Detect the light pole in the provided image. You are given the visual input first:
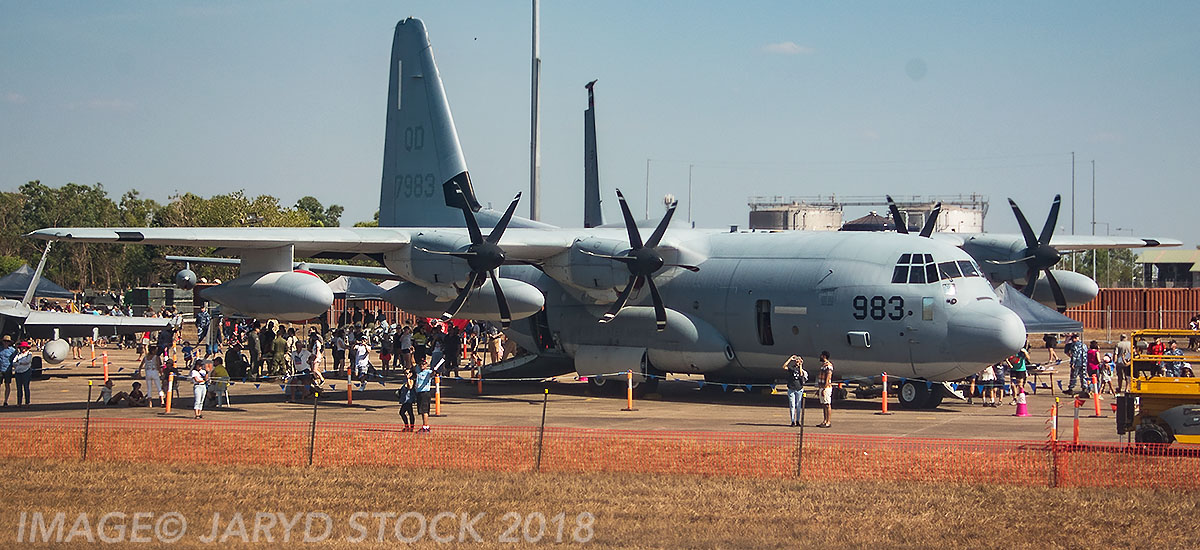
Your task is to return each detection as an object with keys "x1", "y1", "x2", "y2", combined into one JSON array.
[
  {"x1": 687, "y1": 164, "x2": 694, "y2": 226},
  {"x1": 1091, "y1": 160, "x2": 1096, "y2": 281},
  {"x1": 1096, "y1": 222, "x2": 1111, "y2": 287}
]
